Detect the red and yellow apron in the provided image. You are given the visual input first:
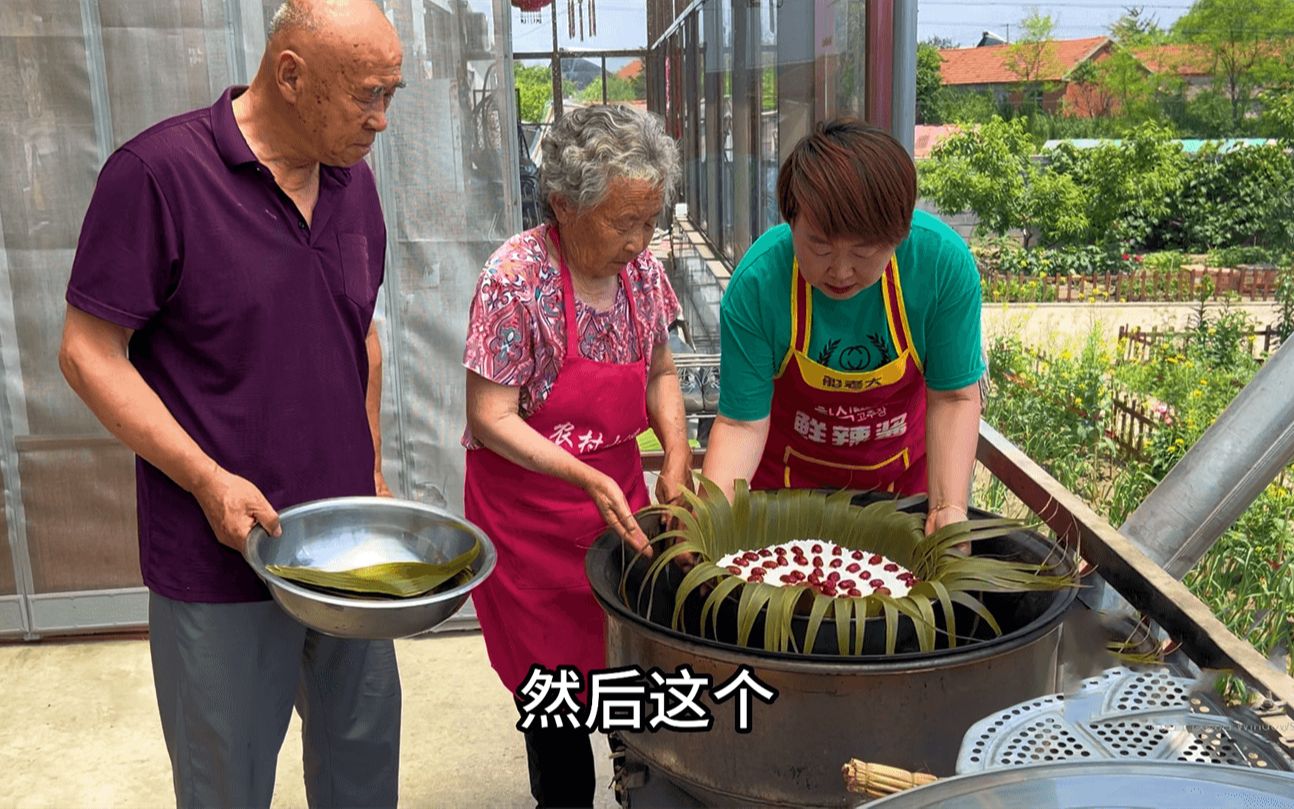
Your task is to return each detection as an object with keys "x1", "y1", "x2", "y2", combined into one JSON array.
[{"x1": 750, "y1": 256, "x2": 928, "y2": 495}]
